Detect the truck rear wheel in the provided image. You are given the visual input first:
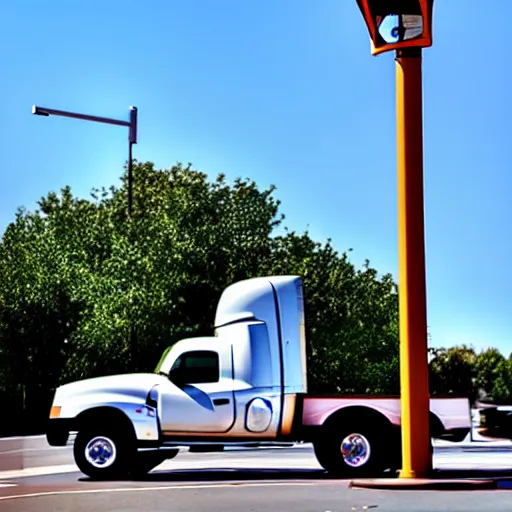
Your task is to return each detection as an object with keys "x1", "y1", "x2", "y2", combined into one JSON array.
[
  {"x1": 74, "y1": 428, "x2": 134, "y2": 480},
  {"x1": 313, "y1": 421, "x2": 389, "y2": 477}
]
